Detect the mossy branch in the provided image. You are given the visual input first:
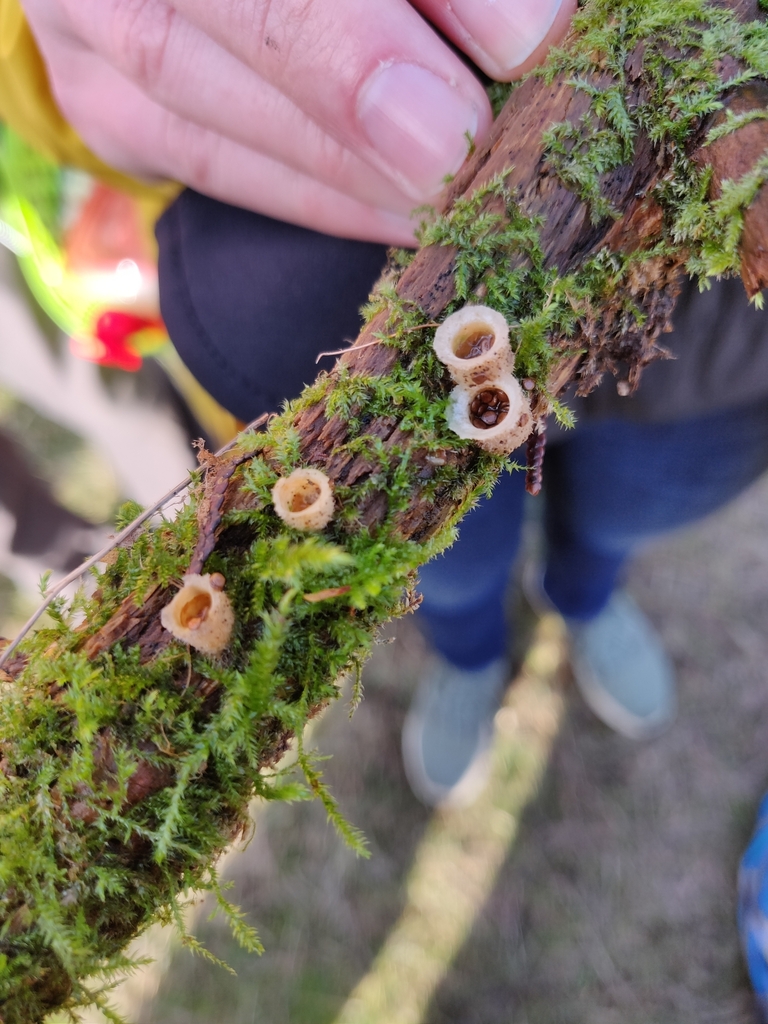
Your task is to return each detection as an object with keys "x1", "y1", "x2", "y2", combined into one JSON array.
[{"x1": 2, "y1": 1, "x2": 768, "y2": 1020}]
